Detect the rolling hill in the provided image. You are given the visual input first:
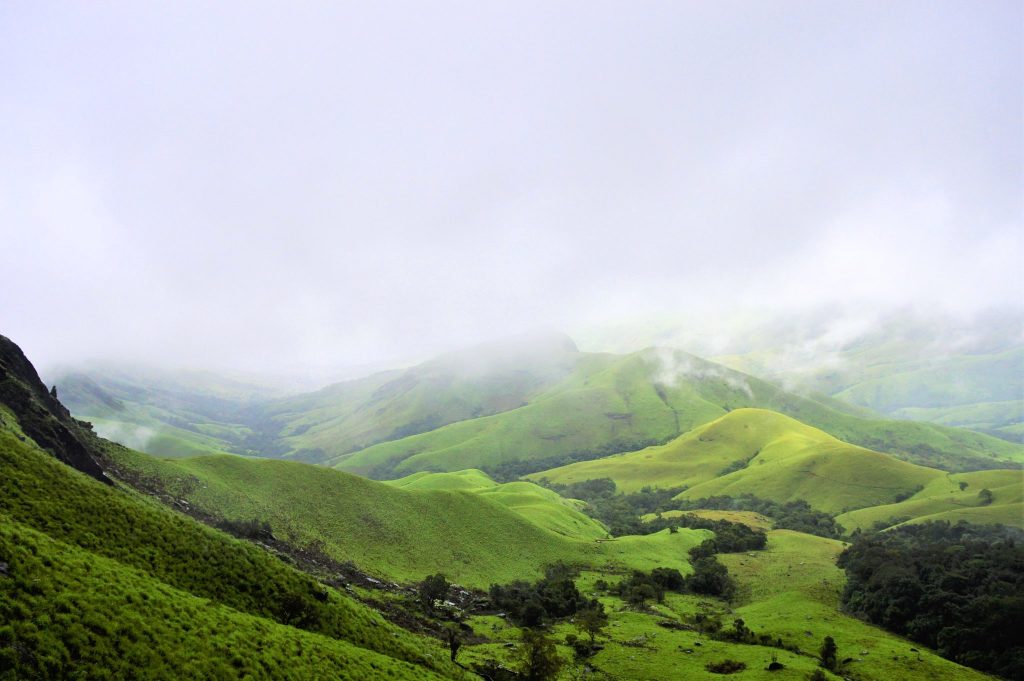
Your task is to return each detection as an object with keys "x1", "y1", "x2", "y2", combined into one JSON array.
[
  {"x1": 0, "y1": 335, "x2": 466, "y2": 680},
  {"x1": 325, "y1": 348, "x2": 1022, "y2": 478},
  {"x1": 531, "y1": 408, "x2": 946, "y2": 513},
  {"x1": 104, "y1": 447, "x2": 710, "y2": 587},
  {"x1": 56, "y1": 336, "x2": 1023, "y2": 479}
]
